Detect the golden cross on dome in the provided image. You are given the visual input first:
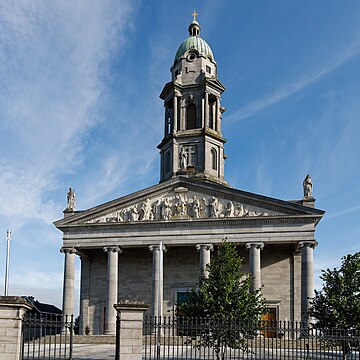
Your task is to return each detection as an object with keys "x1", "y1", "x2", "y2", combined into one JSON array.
[{"x1": 192, "y1": 9, "x2": 198, "y2": 22}]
